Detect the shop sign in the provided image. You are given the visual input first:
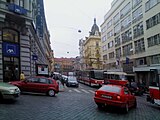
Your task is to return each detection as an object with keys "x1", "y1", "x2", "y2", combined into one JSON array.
[
  {"x1": 8, "y1": 3, "x2": 27, "y2": 15},
  {"x1": 32, "y1": 54, "x2": 38, "y2": 60},
  {"x1": 2, "y1": 42, "x2": 20, "y2": 57}
]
